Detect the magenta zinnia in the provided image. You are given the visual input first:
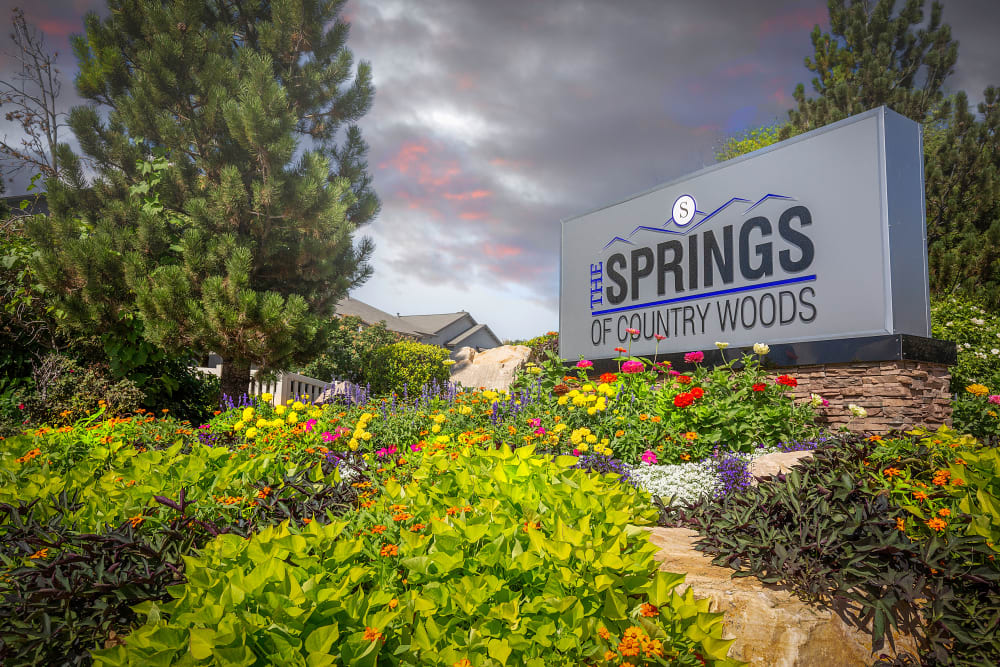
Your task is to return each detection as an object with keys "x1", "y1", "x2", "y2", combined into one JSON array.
[
  {"x1": 683, "y1": 351, "x2": 704, "y2": 363},
  {"x1": 622, "y1": 360, "x2": 645, "y2": 373}
]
